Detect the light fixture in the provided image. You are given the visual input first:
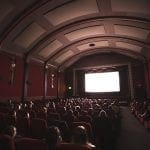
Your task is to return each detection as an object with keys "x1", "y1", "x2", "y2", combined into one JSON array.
[
  {"x1": 45, "y1": 65, "x2": 49, "y2": 69},
  {"x1": 9, "y1": 59, "x2": 16, "y2": 85},
  {"x1": 89, "y1": 43, "x2": 95, "y2": 47},
  {"x1": 51, "y1": 74, "x2": 54, "y2": 88},
  {"x1": 68, "y1": 86, "x2": 72, "y2": 90}
]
